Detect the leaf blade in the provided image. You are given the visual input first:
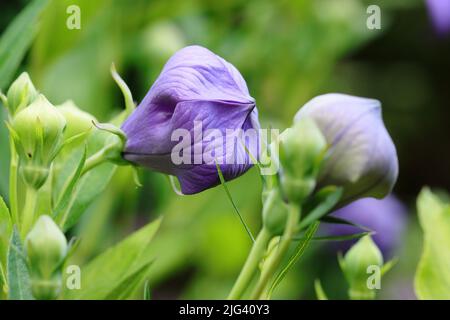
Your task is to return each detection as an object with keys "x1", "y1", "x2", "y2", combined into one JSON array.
[
  {"x1": 7, "y1": 228, "x2": 33, "y2": 300},
  {"x1": 414, "y1": 188, "x2": 450, "y2": 299},
  {"x1": 267, "y1": 221, "x2": 319, "y2": 299},
  {"x1": 215, "y1": 161, "x2": 255, "y2": 243},
  {"x1": 298, "y1": 187, "x2": 343, "y2": 230},
  {"x1": 64, "y1": 218, "x2": 162, "y2": 300},
  {"x1": 0, "y1": 0, "x2": 49, "y2": 90}
]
